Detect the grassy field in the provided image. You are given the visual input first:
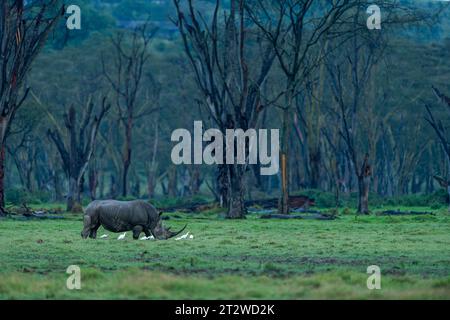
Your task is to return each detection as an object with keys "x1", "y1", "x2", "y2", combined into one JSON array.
[{"x1": 1, "y1": 206, "x2": 449, "y2": 299}]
